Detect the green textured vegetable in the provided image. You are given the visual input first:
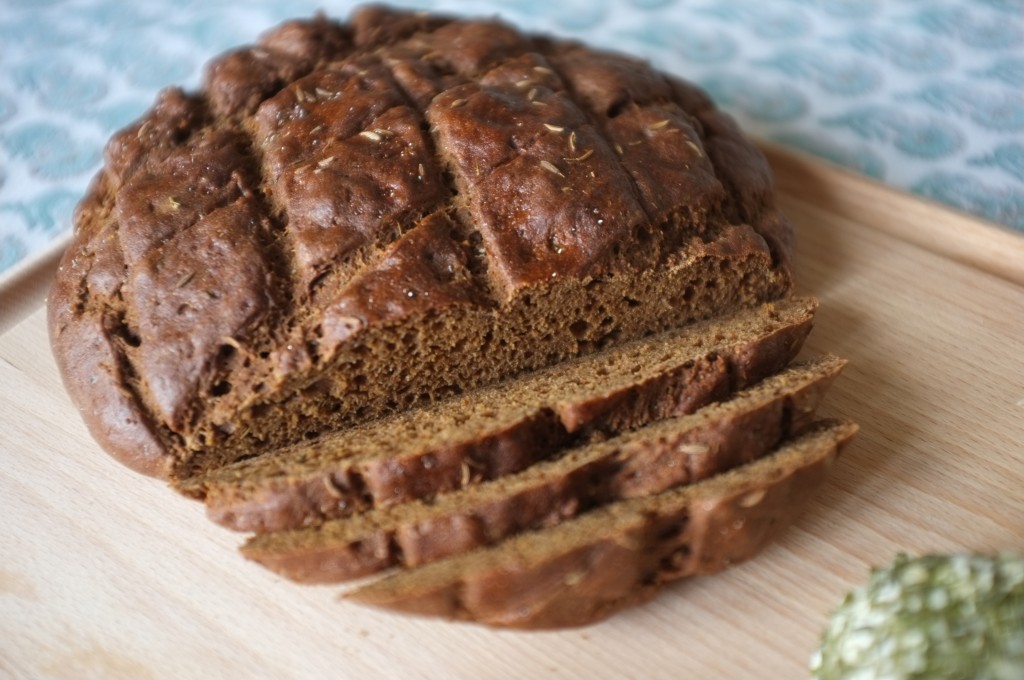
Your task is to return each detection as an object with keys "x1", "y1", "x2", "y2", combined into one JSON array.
[{"x1": 811, "y1": 553, "x2": 1024, "y2": 680}]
